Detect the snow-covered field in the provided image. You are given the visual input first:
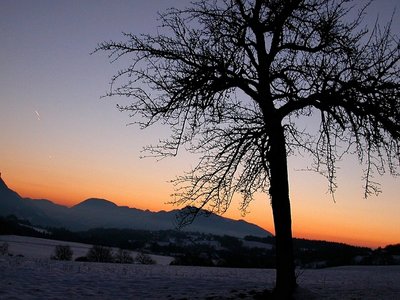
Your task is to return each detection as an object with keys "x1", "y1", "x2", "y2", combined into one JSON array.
[
  {"x1": 0, "y1": 235, "x2": 173, "y2": 265},
  {"x1": 1, "y1": 235, "x2": 399, "y2": 299}
]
